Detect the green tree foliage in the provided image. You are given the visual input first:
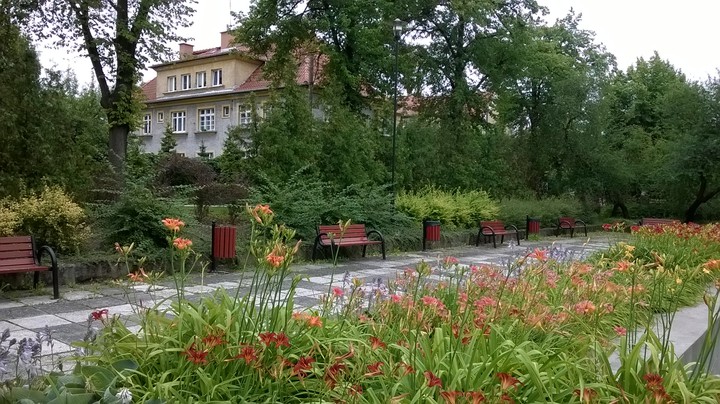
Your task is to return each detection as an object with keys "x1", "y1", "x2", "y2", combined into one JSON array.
[
  {"x1": 0, "y1": 11, "x2": 107, "y2": 197},
  {"x1": 159, "y1": 123, "x2": 177, "y2": 155},
  {"x1": 495, "y1": 11, "x2": 615, "y2": 198},
  {"x1": 8, "y1": 0, "x2": 196, "y2": 173}
]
